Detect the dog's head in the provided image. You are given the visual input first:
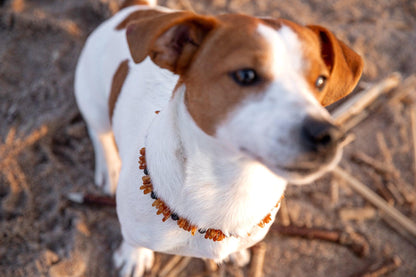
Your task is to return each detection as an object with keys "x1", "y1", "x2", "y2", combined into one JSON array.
[{"x1": 126, "y1": 12, "x2": 363, "y2": 184}]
